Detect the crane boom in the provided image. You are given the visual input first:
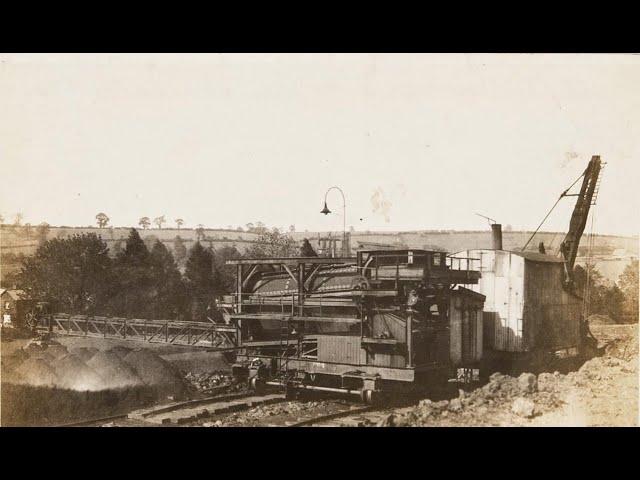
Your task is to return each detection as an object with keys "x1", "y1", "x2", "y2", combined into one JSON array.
[{"x1": 559, "y1": 155, "x2": 602, "y2": 289}]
